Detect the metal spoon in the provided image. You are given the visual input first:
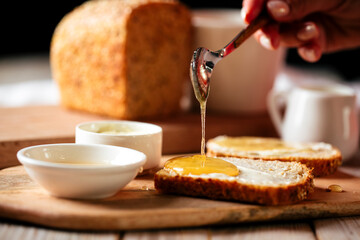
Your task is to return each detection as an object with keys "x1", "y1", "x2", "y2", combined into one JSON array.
[{"x1": 190, "y1": 12, "x2": 270, "y2": 103}]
